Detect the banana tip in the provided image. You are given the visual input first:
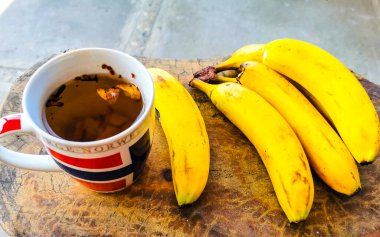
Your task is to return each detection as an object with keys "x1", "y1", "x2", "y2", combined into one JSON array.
[
  {"x1": 347, "y1": 186, "x2": 362, "y2": 197},
  {"x1": 359, "y1": 160, "x2": 375, "y2": 165},
  {"x1": 188, "y1": 78, "x2": 196, "y2": 87}
]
